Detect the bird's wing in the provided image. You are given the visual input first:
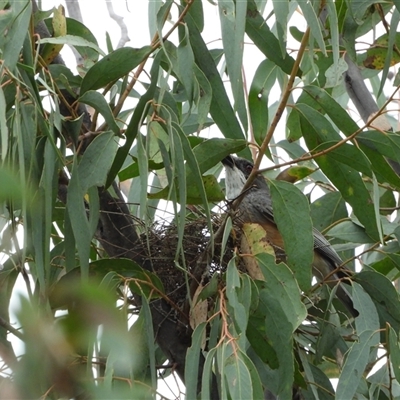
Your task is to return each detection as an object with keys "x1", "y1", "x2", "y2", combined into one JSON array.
[
  {"x1": 240, "y1": 189, "x2": 357, "y2": 315},
  {"x1": 312, "y1": 228, "x2": 344, "y2": 268},
  {"x1": 247, "y1": 190, "x2": 348, "y2": 270}
]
